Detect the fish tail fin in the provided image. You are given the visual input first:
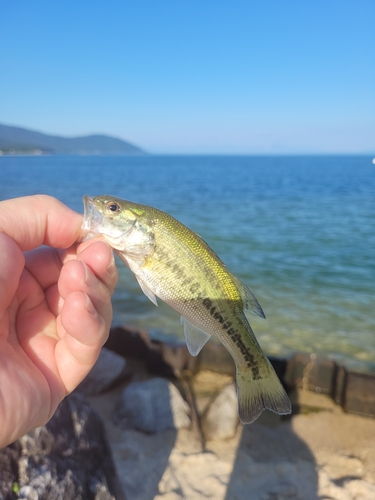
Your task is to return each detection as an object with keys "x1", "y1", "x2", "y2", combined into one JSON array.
[{"x1": 236, "y1": 365, "x2": 291, "y2": 424}]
